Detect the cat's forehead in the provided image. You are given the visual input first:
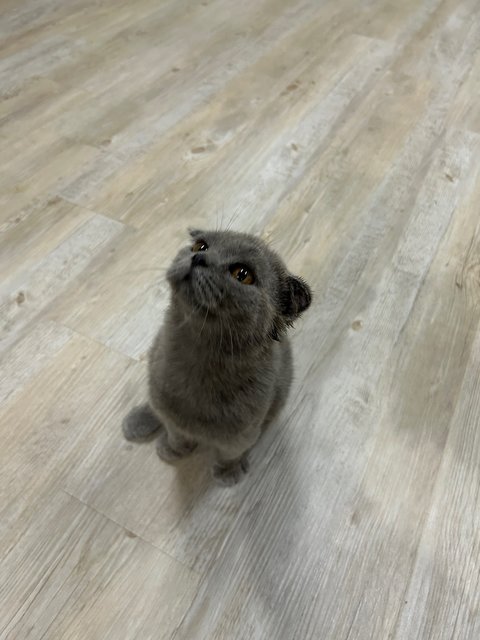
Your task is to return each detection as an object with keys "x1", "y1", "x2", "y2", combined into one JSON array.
[{"x1": 192, "y1": 230, "x2": 271, "y2": 261}]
